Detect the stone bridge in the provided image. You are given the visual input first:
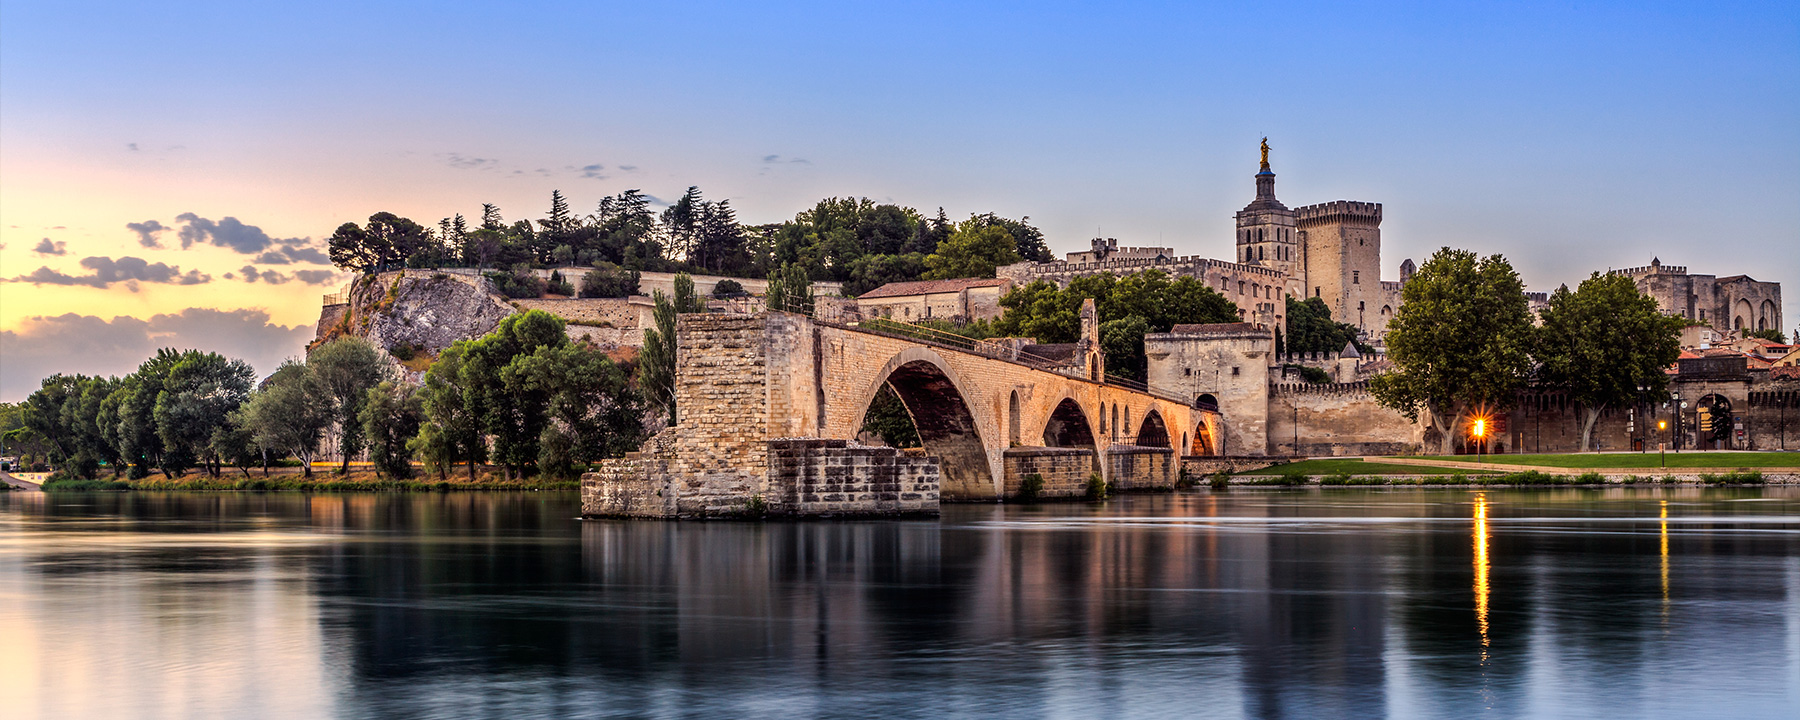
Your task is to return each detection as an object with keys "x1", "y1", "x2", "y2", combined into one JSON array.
[{"x1": 583, "y1": 307, "x2": 1224, "y2": 518}]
